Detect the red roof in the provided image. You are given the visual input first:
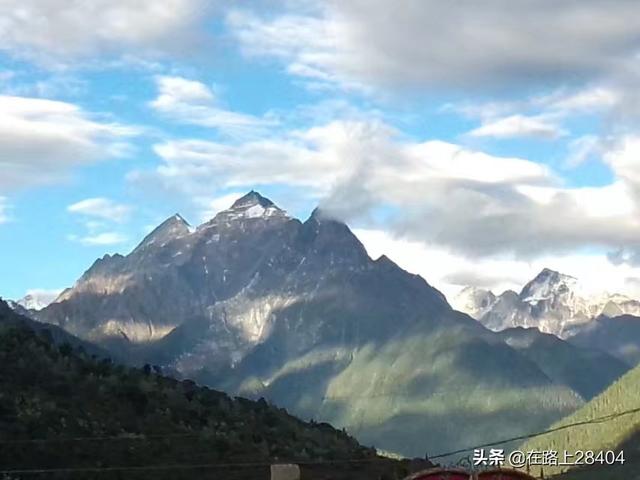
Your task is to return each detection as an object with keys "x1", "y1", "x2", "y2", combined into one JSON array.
[
  {"x1": 478, "y1": 468, "x2": 537, "y2": 480},
  {"x1": 404, "y1": 468, "x2": 471, "y2": 480},
  {"x1": 404, "y1": 468, "x2": 538, "y2": 480}
]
